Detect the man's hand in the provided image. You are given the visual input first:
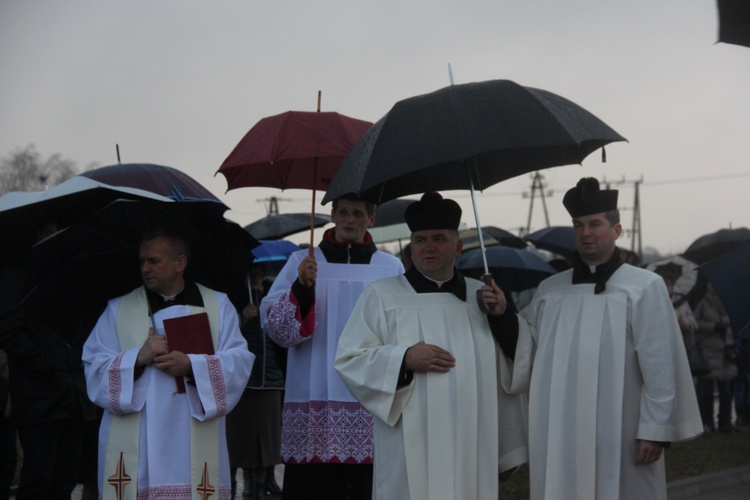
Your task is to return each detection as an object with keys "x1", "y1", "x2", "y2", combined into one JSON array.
[
  {"x1": 481, "y1": 278, "x2": 507, "y2": 316},
  {"x1": 242, "y1": 303, "x2": 259, "y2": 325},
  {"x1": 154, "y1": 351, "x2": 192, "y2": 377},
  {"x1": 298, "y1": 256, "x2": 317, "y2": 287},
  {"x1": 136, "y1": 332, "x2": 169, "y2": 368},
  {"x1": 404, "y1": 342, "x2": 455, "y2": 373},
  {"x1": 635, "y1": 439, "x2": 663, "y2": 465}
]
